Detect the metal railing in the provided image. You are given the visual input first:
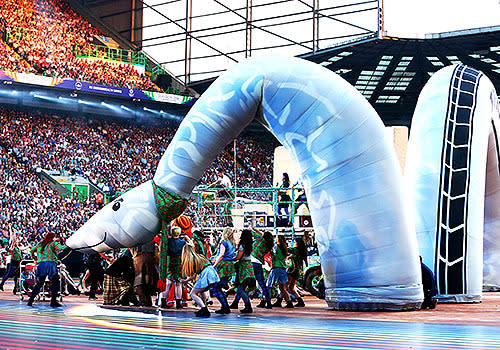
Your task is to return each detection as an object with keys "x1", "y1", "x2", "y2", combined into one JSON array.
[
  {"x1": 191, "y1": 187, "x2": 312, "y2": 236},
  {"x1": 72, "y1": 43, "x2": 147, "y2": 67},
  {"x1": 71, "y1": 43, "x2": 176, "y2": 81}
]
